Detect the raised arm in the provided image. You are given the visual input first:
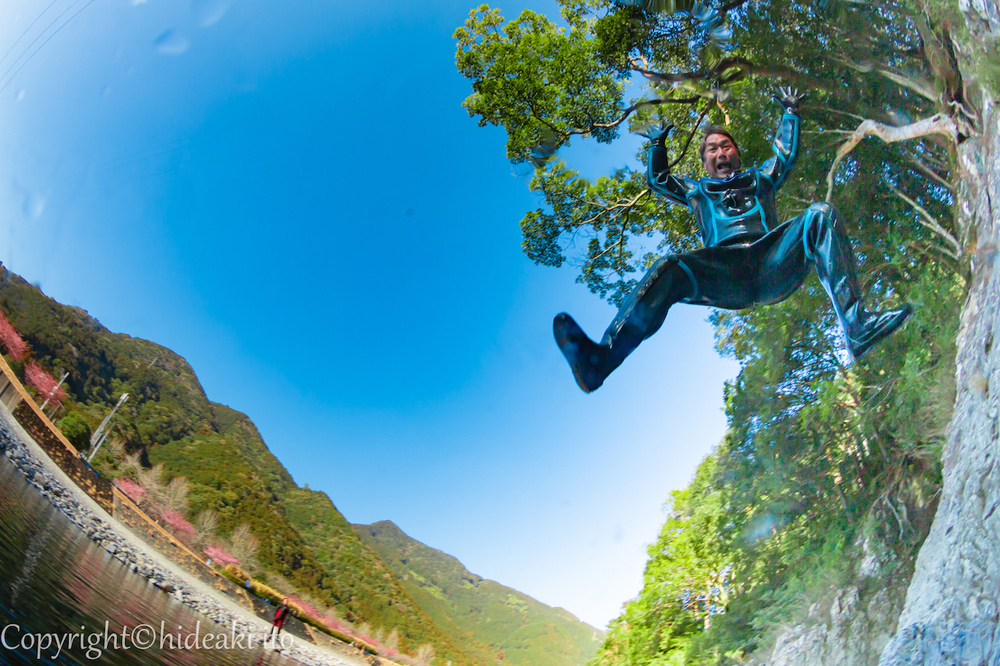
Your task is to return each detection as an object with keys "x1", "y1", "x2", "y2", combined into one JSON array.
[
  {"x1": 643, "y1": 124, "x2": 695, "y2": 207},
  {"x1": 760, "y1": 87, "x2": 804, "y2": 189}
]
